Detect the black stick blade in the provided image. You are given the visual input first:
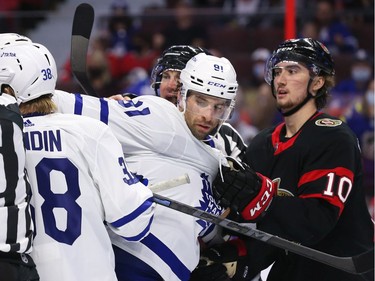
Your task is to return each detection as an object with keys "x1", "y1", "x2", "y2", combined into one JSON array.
[
  {"x1": 72, "y1": 3, "x2": 94, "y2": 38},
  {"x1": 71, "y1": 3, "x2": 97, "y2": 96}
]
